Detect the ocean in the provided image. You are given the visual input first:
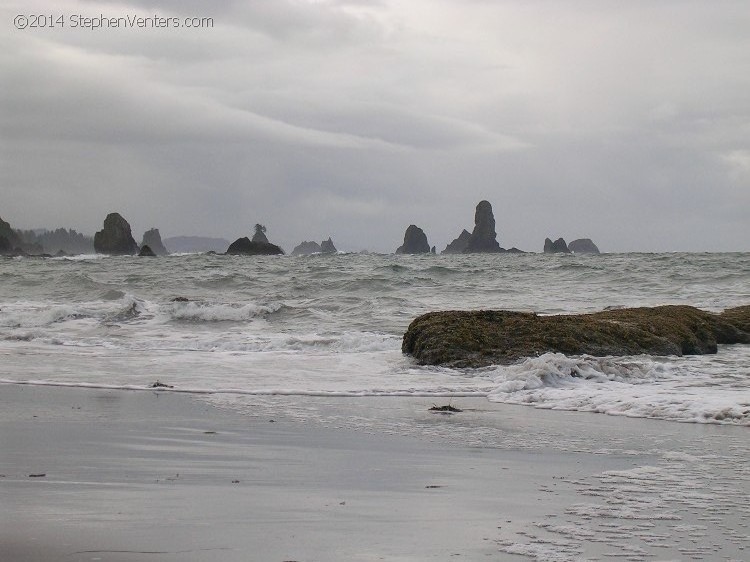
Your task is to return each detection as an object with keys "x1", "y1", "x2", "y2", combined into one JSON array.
[{"x1": 1, "y1": 251, "x2": 749, "y2": 427}]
